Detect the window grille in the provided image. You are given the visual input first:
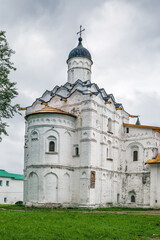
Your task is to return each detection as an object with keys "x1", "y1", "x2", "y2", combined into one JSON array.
[{"x1": 49, "y1": 141, "x2": 55, "y2": 152}]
